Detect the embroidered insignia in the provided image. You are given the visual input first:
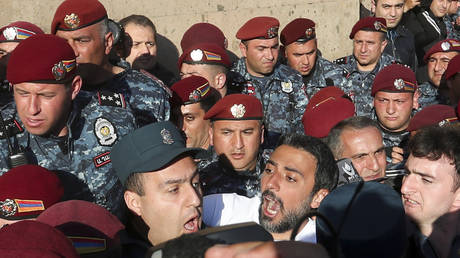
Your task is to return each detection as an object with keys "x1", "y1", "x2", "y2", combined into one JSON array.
[
  {"x1": 68, "y1": 236, "x2": 106, "y2": 254},
  {"x1": 441, "y1": 41, "x2": 451, "y2": 51},
  {"x1": 15, "y1": 199, "x2": 45, "y2": 213},
  {"x1": 244, "y1": 81, "x2": 256, "y2": 96},
  {"x1": 393, "y1": 78, "x2": 405, "y2": 90},
  {"x1": 203, "y1": 50, "x2": 222, "y2": 61},
  {"x1": 52, "y1": 61, "x2": 67, "y2": 81},
  {"x1": 161, "y1": 128, "x2": 174, "y2": 144},
  {"x1": 190, "y1": 49, "x2": 204, "y2": 62},
  {"x1": 93, "y1": 152, "x2": 111, "y2": 168},
  {"x1": 3, "y1": 27, "x2": 17, "y2": 40},
  {"x1": 64, "y1": 13, "x2": 80, "y2": 29},
  {"x1": 94, "y1": 118, "x2": 117, "y2": 146},
  {"x1": 305, "y1": 28, "x2": 315, "y2": 38},
  {"x1": 0, "y1": 199, "x2": 17, "y2": 217},
  {"x1": 267, "y1": 26, "x2": 279, "y2": 38},
  {"x1": 439, "y1": 117, "x2": 458, "y2": 127},
  {"x1": 281, "y1": 81, "x2": 293, "y2": 93},
  {"x1": 15, "y1": 27, "x2": 36, "y2": 40},
  {"x1": 188, "y1": 82, "x2": 210, "y2": 102},
  {"x1": 230, "y1": 104, "x2": 246, "y2": 118},
  {"x1": 374, "y1": 21, "x2": 381, "y2": 31},
  {"x1": 97, "y1": 91, "x2": 126, "y2": 108},
  {"x1": 62, "y1": 59, "x2": 76, "y2": 73}
]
